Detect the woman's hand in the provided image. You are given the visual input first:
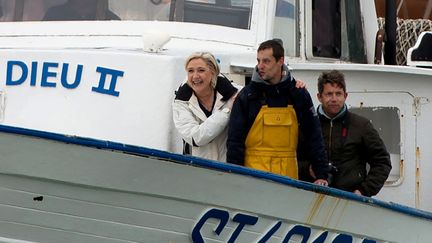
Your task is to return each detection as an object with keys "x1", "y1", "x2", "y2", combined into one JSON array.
[
  {"x1": 295, "y1": 79, "x2": 307, "y2": 89},
  {"x1": 226, "y1": 92, "x2": 238, "y2": 109}
]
